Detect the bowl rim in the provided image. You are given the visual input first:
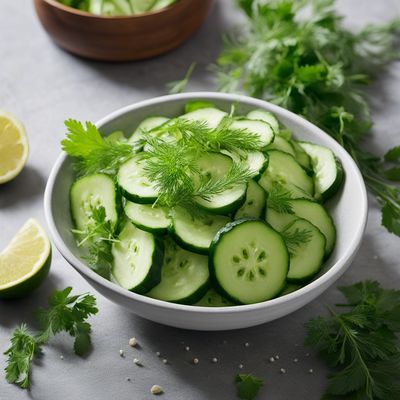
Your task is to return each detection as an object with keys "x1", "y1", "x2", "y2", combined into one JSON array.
[
  {"x1": 44, "y1": 92, "x2": 368, "y2": 314},
  {"x1": 41, "y1": 0, "x2": 183, "y2": 19}
]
